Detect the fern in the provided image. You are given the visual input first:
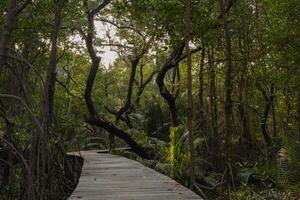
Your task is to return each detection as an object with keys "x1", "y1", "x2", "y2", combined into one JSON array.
[{"x1": 281, "y1": 131, "x2": 300, "y2": 183}]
